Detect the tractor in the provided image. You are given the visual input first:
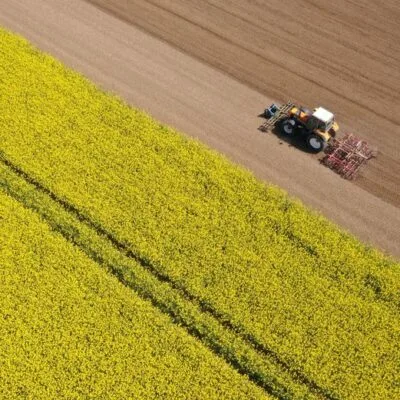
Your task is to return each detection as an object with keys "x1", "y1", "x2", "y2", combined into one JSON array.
[{"x1": 260, "y1": 102, "x2": 339, "y2": 153}]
